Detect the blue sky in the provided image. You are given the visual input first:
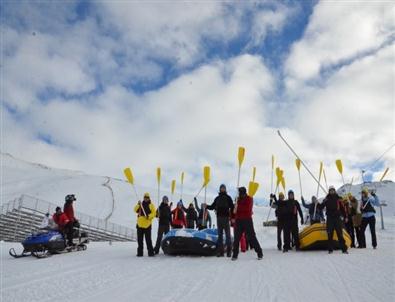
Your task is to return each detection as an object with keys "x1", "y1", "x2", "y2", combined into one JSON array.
[{"x1": 1, "y1": 1, "x2": 394, "y2": 198}]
